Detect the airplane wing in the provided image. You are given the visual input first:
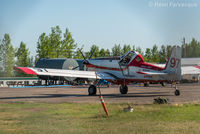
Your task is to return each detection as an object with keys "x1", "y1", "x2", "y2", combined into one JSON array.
[{"x1": 14, "y1": 67, "x2": 115, "y2": 80}]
